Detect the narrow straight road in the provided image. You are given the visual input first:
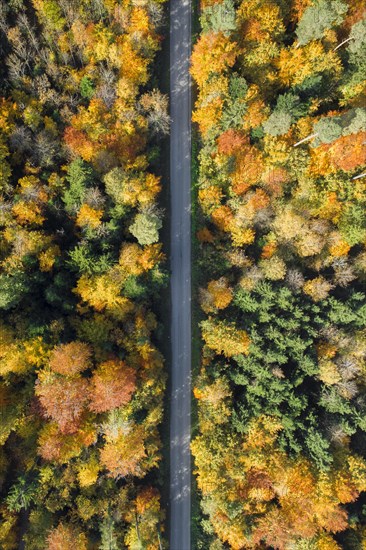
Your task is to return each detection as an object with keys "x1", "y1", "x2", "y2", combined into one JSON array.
[{"x1": 169, "y1": 0, "x2": 192, "y2": 546}]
